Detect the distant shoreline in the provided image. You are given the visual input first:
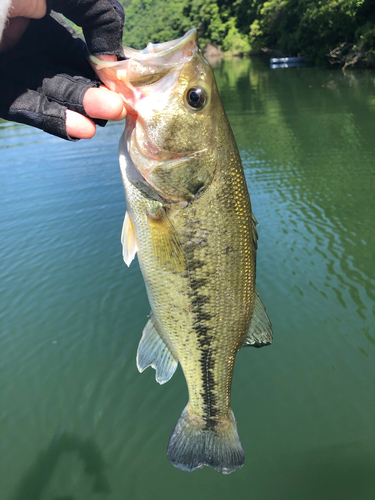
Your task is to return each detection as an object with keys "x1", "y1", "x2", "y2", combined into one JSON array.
[{"x1": 204, "y1": 43, "x2": 375, "y2": 72}]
